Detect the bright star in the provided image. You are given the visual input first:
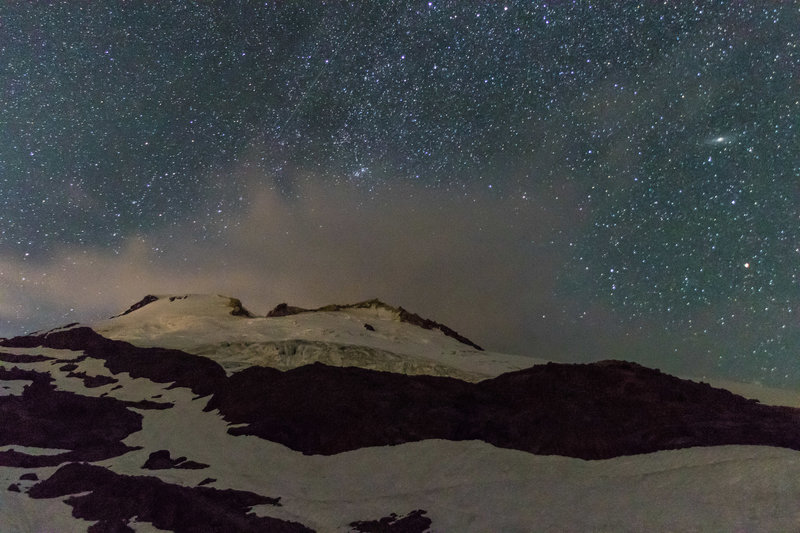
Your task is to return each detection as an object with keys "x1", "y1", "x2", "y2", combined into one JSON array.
[{"x1": 704, "y1": 133, "x2": 736, "y2": 145}]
